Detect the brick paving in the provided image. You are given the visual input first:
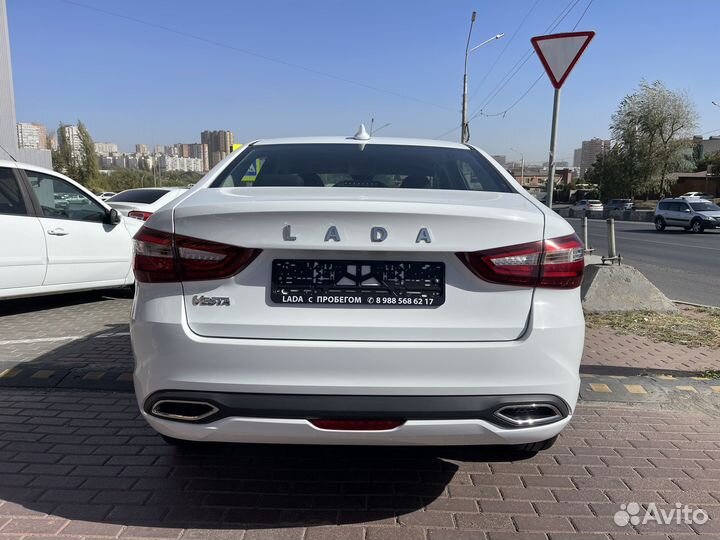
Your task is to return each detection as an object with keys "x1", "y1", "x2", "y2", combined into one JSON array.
[
  {"x1": 0, "y1": 389, "x2": 718, "y2": 538},
  {"x1": 583, "y1": 327, "x2": 720, "y2": 375},
  {"x1": 1, "y1": 292, "x2": 720, "y2": 537}
]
